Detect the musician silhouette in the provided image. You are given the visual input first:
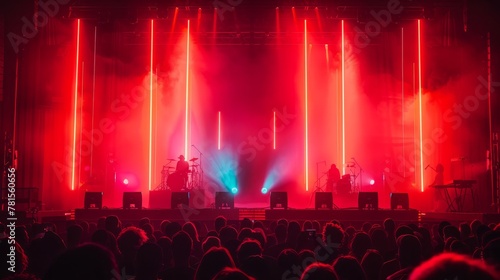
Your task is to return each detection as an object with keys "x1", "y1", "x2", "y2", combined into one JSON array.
[
  {"x1": 176, "y1": 155, "x2": 189, "y2": 188},
  {"x1": 326, "y1": 164, "x2": 341, "y2": 192}
]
